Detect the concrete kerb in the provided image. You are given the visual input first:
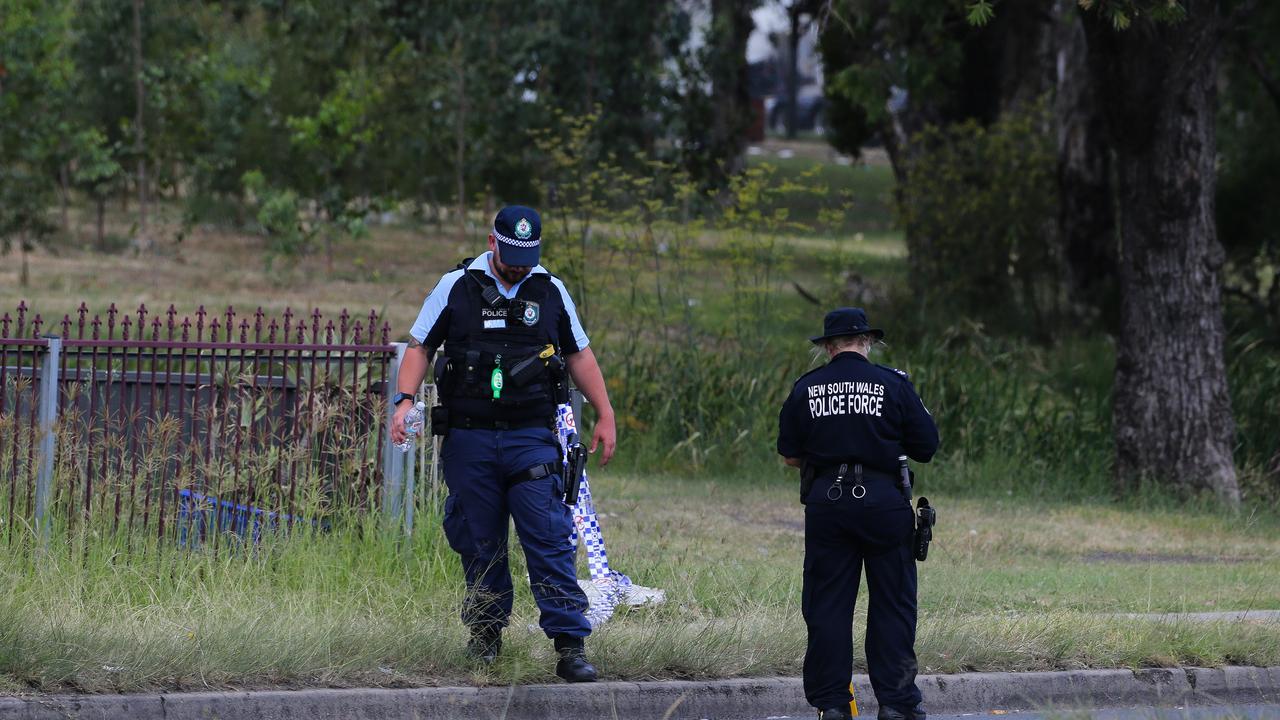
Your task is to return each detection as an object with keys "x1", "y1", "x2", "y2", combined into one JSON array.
[{"x1": 0, "y1": 667, "x2": 1277, "y2": 720}]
